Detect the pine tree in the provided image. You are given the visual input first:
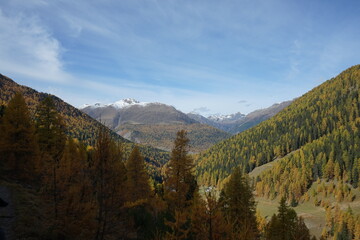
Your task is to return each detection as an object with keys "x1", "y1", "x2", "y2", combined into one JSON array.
[
  {"x1": 0, "y1": 93, "x2": 39, "y2": 180},
  {"x1": 219, "y1": 167, "x2": 258, "y2": 239}
]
